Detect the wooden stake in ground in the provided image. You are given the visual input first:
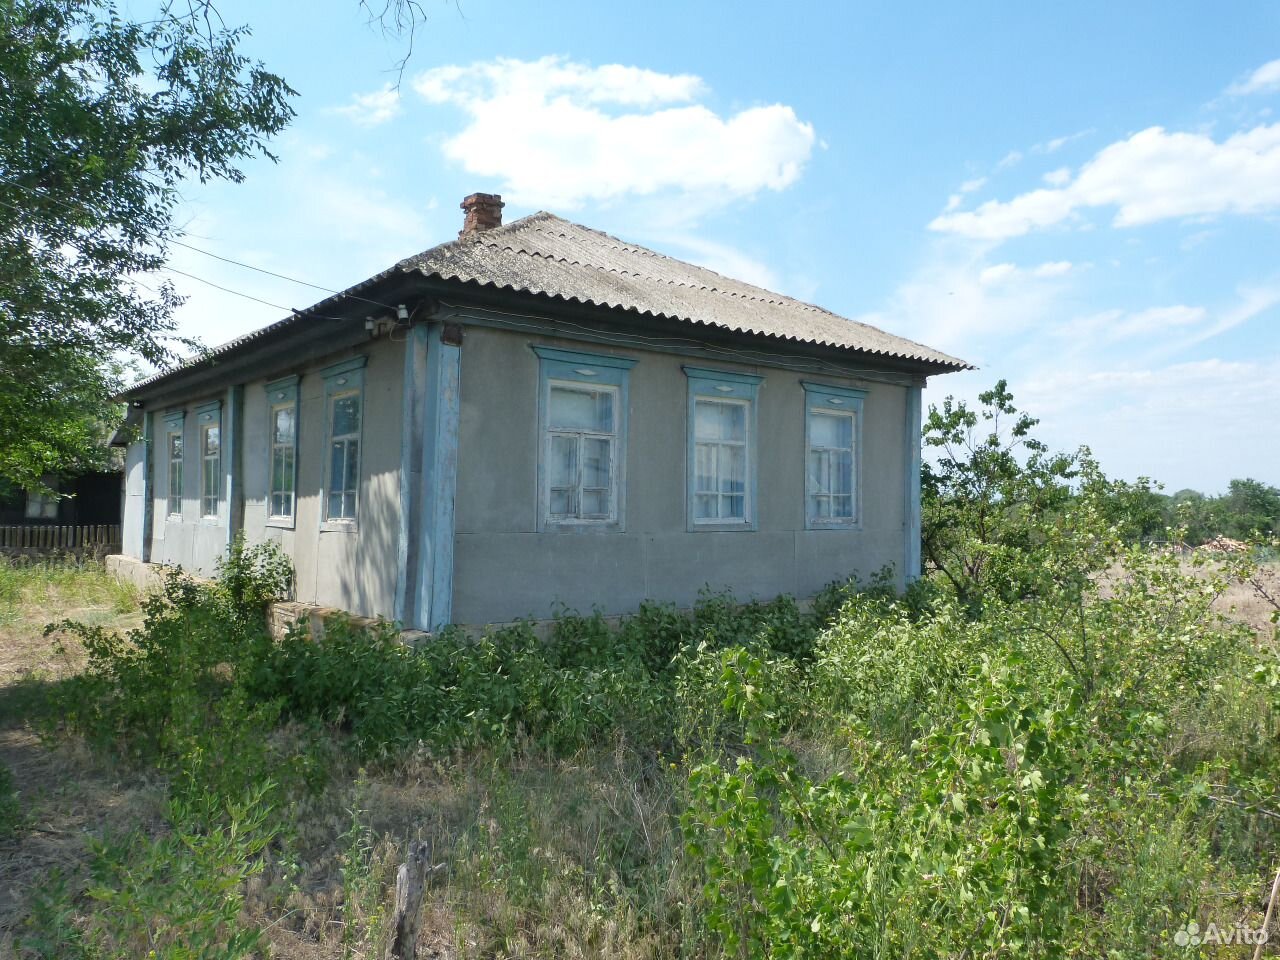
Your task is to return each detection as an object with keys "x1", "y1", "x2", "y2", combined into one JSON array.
[{"x1": 385, "y1": 840, "x2": 439, "y2": 960}]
